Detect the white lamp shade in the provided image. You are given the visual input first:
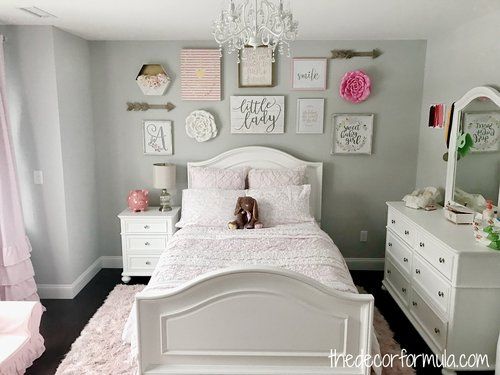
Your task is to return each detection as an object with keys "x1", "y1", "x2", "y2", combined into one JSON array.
[{"x1": 153, "y1": 163, "x2": 176, "y2": 189}]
